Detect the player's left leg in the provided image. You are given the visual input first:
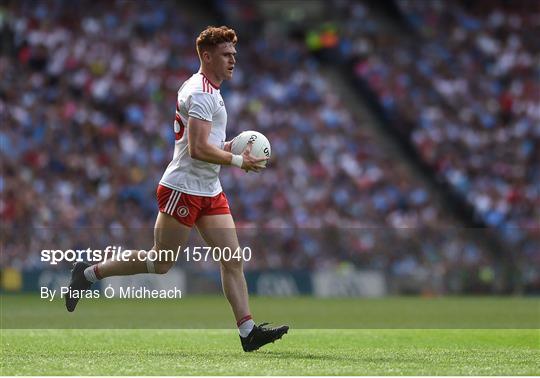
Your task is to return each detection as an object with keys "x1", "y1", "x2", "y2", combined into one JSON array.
[
  {"x1": 196, "y1": 213, "x2": 288, "y2": 351},
  {"x1": 65, "y1": 211, "x2": 192, "y2": 312}
]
